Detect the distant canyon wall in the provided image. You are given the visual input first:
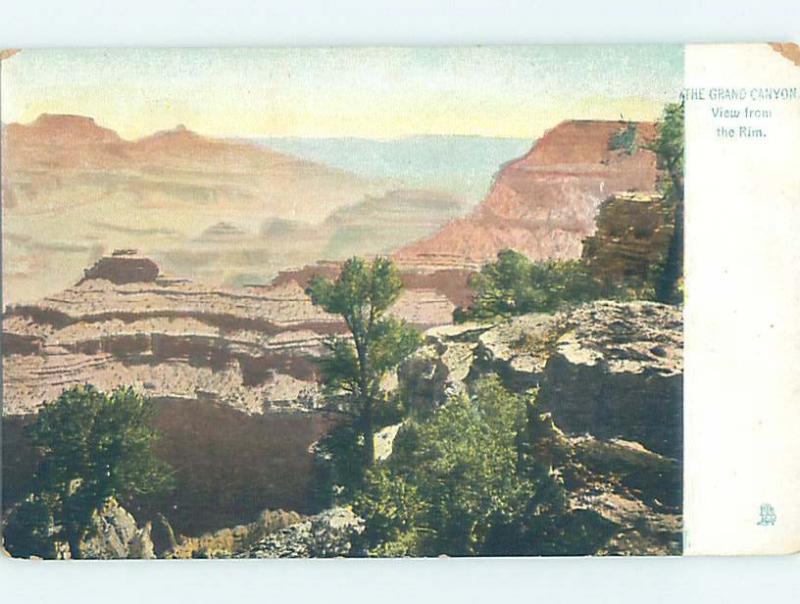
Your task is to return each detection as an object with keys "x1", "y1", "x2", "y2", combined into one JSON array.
[
  {"x1": 2, "y1": 115, "x2": 469, "y2": 304},
  {"x1": 395, "y1": 120, "x2": 659, "y2": 270}
]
